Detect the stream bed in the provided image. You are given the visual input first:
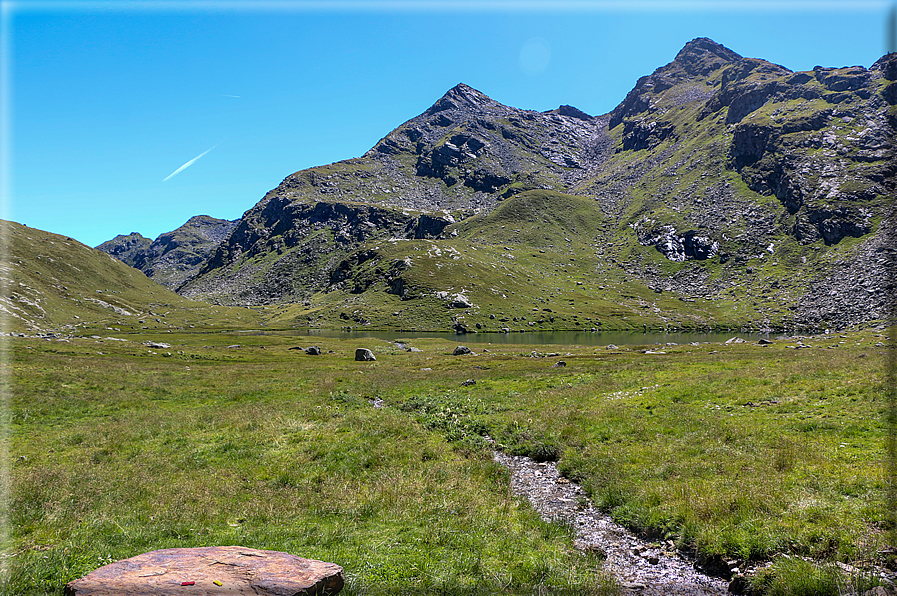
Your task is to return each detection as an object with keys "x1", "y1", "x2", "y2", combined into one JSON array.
[{"x1": 494, "y1": 452, "x2": 730, "y2": 595}]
